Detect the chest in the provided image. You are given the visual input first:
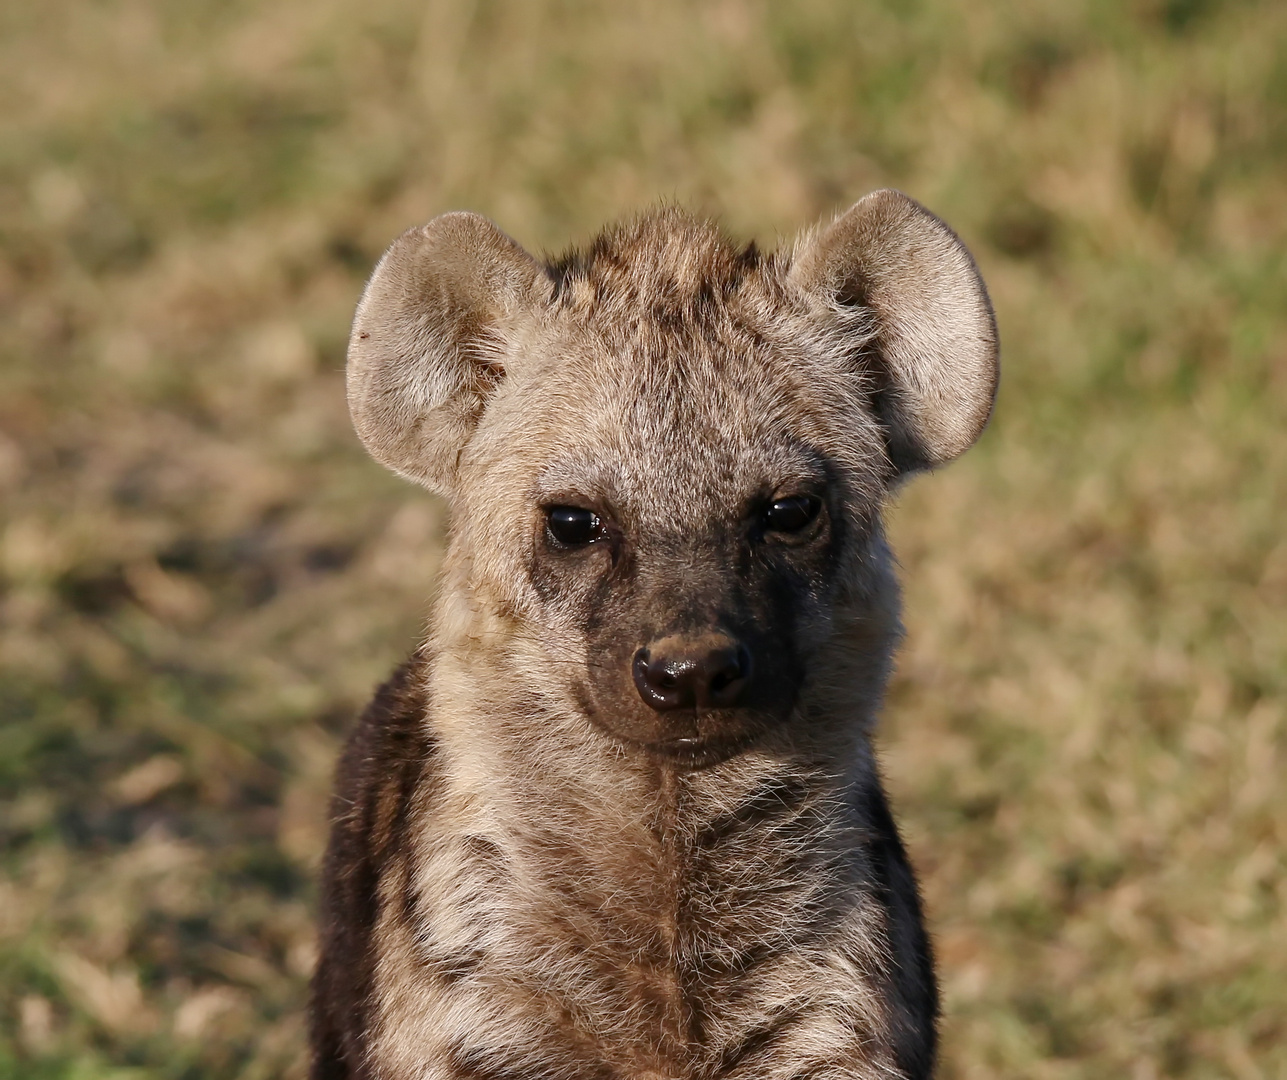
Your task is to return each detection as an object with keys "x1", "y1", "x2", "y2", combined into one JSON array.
[{"x1": 368, "y1": 794, "x2": 895, "y2": 1080}]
